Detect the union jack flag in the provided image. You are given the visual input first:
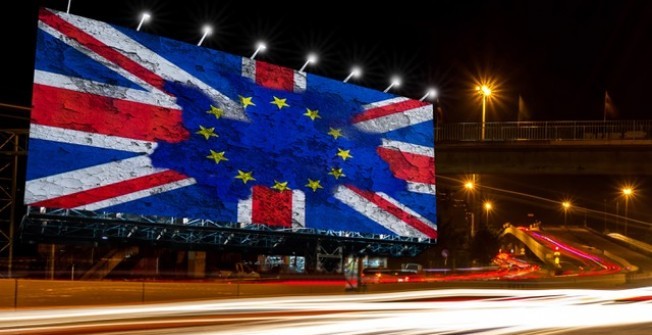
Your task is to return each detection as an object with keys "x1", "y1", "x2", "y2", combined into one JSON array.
[{"x1": 26, "y1": 8, "x2": 437, "y2": 240}]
